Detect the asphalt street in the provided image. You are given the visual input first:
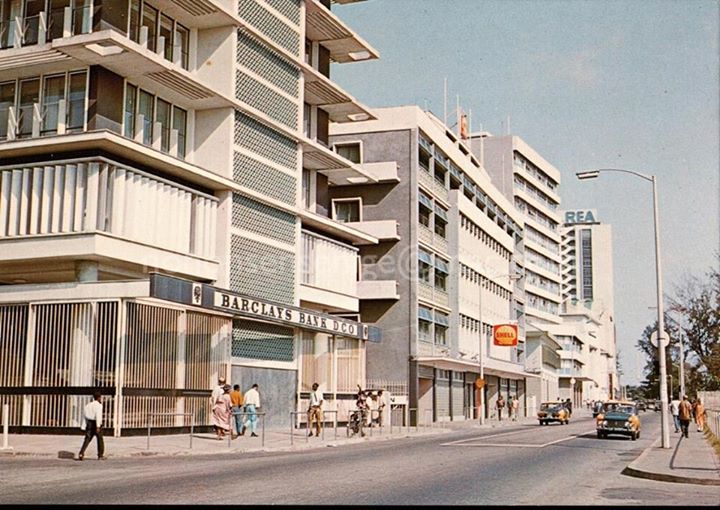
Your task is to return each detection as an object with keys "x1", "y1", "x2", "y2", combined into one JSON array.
[{"x1": 1, "y1": 413, "x2": 718, "y2": 505}]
